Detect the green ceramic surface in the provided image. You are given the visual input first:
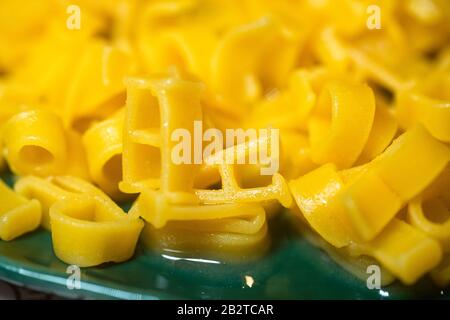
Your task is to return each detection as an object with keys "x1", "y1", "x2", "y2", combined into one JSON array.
[{"x1": 0, "y1": 172, "x2": 448, "y2": 300}]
